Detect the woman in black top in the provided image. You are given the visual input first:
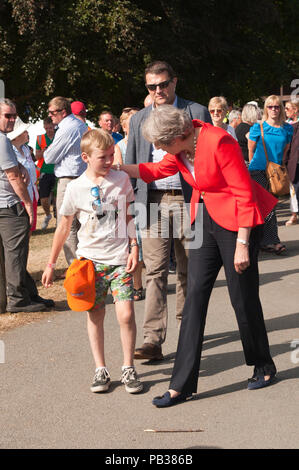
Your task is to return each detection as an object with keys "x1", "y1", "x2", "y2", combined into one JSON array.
[{"x1": 236, "y1": 104, "x2": 261, "y2": 164}]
